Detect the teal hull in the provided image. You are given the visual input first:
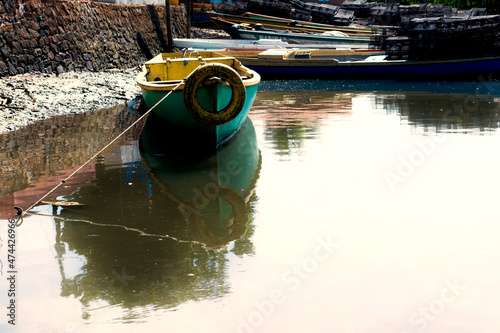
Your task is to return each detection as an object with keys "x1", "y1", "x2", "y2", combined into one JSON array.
[{"x1": 141, "y1": 83, "x2": 259, "y2": 147}]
